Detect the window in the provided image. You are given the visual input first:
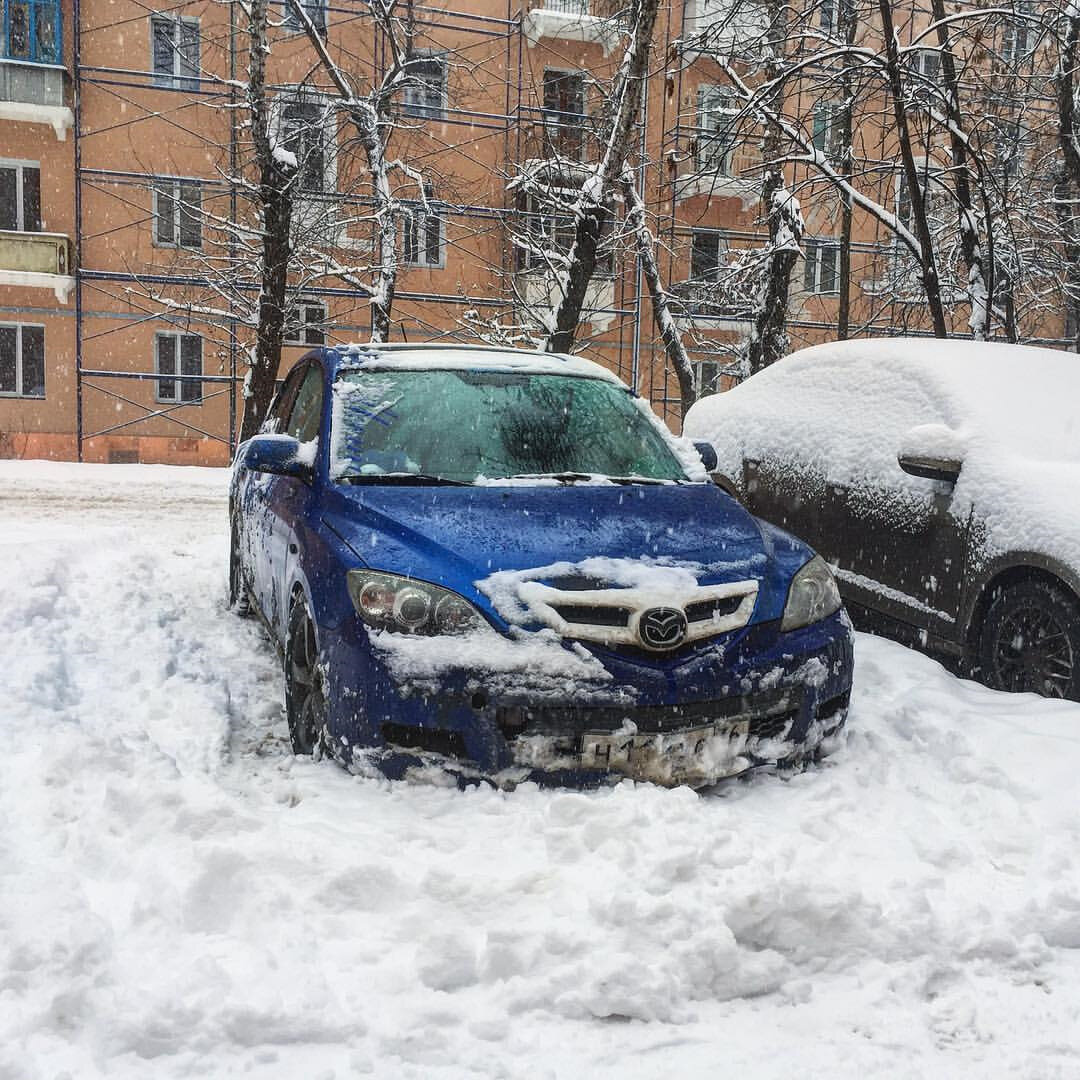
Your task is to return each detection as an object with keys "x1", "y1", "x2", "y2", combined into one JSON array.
[
  {"x1": 995, "y1": 118, "x2": 1023, "y2": 184},
  {"x1": 896, "y1": 164, "x2": 945, "y2": 234},
  {"x1": 403, "y1": 194, "x2": 444, "y2": 268},
  {"x1": 542, "y1": 69, "x2": 586, "y2": 158},
  {"x1": 1001, "y1": 0, "x2": 1034, "y2": 65},
  {"x1": 151, "y1": 15, "x2": 200, "y2": 89},
  {"x1": 696, "y1": 86, "x2": 738, "y2": 174},
  {"x1": 0, "y1": 162, "x2": 40, "y2": 232},
  {"x1": 819, "y1": 0, "x2": 836, "y2": 32},
  {"x1": 285, "y1": 364, "x2": 324, "y2": 443},
  {"x1": 281, "y1": 95, "x2": 329, "y2": 194},
  {"x1": 155, "y1": 332, "x2": 202, "y2": 404},
  {"x1": 812, "y1": 103, "x2": 845, "y2": 163},
  {"x1": 691, "y1": 230, "x2": 726, "y2": 281},
  {"x1": 282, "y1": 0, "x2": 326, "y2": 33},
  {"x1": 285, "y1": 298, "x2": 327, "y2": 345},
  {"x1": 402, "y1": 55, "x2": 447, "y2": 120},
  {"x1": 153, "y1": 180, "x2": 202, "y2": 249},
  {"x1": 804, "y1": 238, "x2": 839, "y2": 294},
  {"x1": 694, "y1": 359, "x2": 724, "y2": 398},
  {"x1": 517, "y1": 192, "x2": 614, "y2": 275},
  {"x1": 5, "y1": 0, "x2": 61, "y2": 65},
  {"x1": 0, "y1": 324, "x2": 44, "y2": 398}
]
